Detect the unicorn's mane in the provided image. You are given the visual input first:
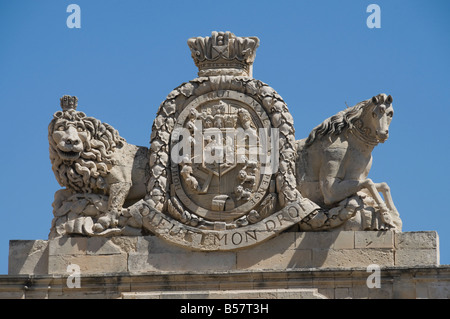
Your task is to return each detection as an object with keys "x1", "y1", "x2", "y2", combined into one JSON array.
[{"x1": 304, "y1": 98, "x2": 374, "y2": 147}]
